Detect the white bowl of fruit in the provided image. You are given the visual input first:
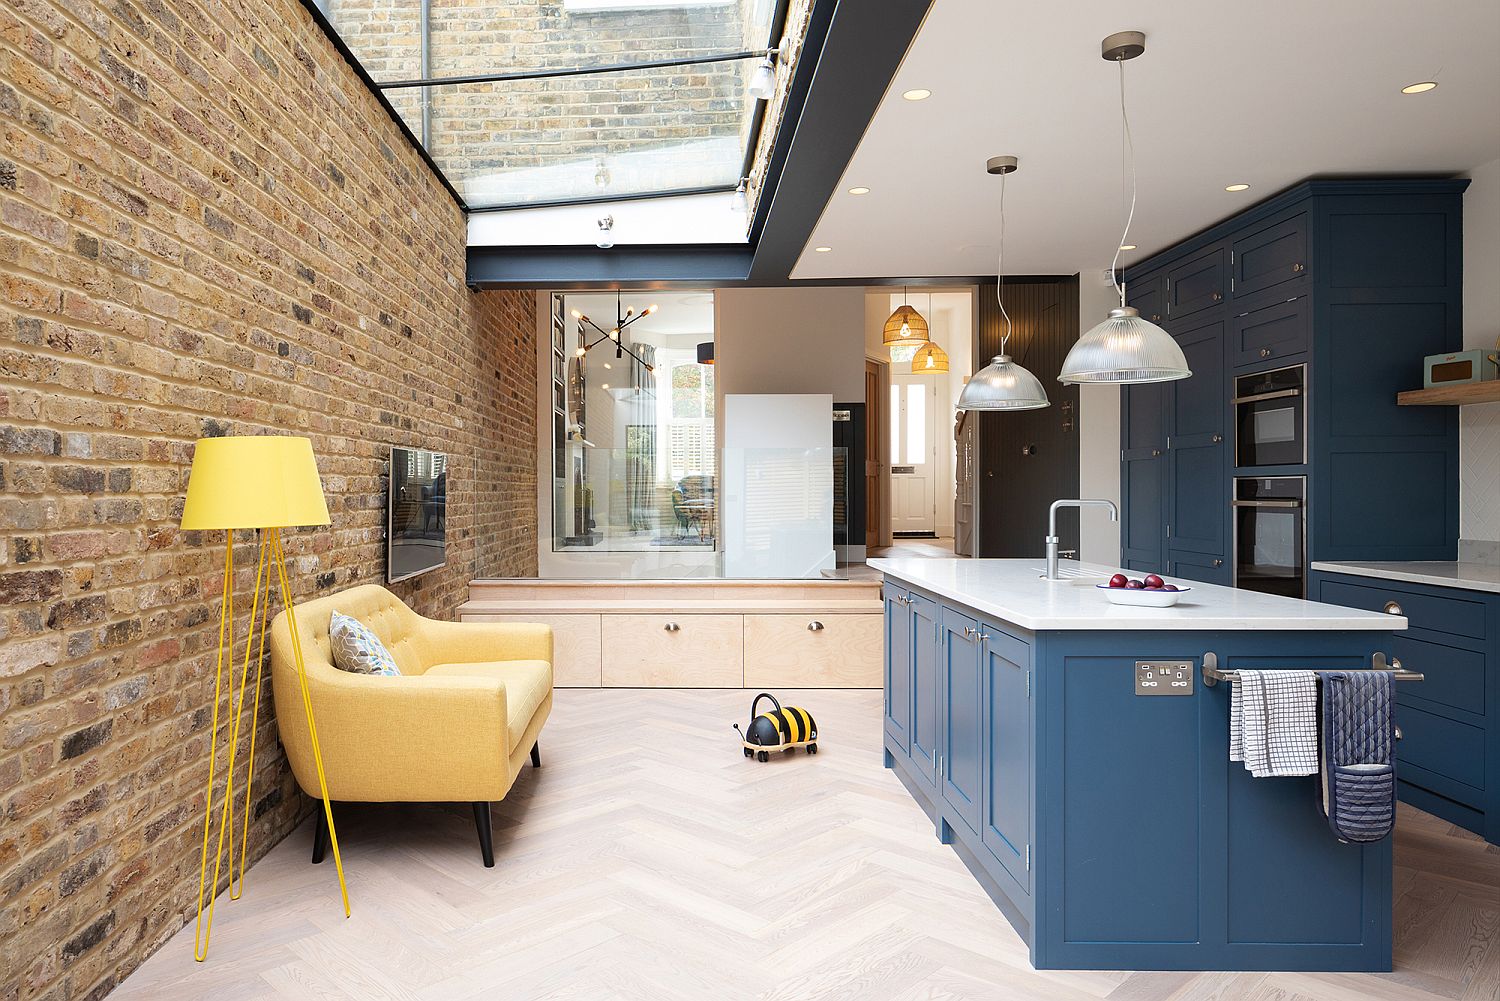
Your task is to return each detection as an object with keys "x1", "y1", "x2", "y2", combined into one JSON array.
[{"x1": 1097, "y1": 573, "x2": 1190, "y2": 607}]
